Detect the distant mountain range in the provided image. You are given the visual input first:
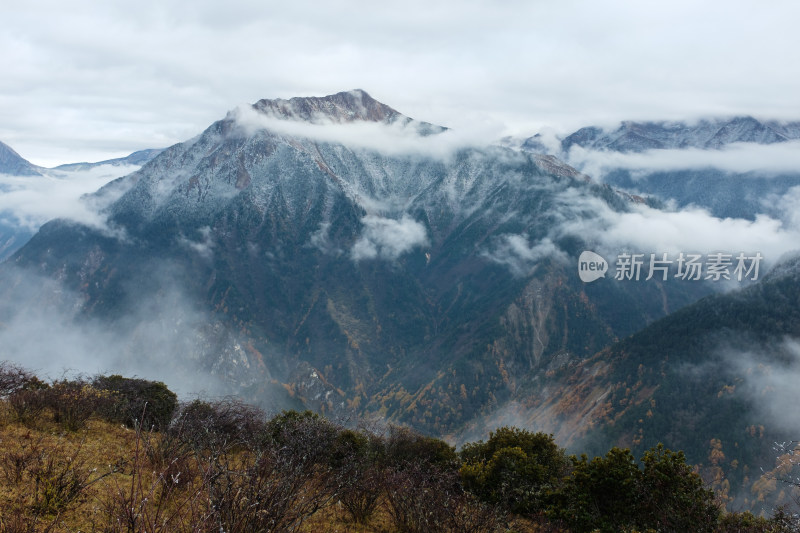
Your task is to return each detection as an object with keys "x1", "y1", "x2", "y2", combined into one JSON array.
[
  {"x1": 0, "y1": 142, "x2": 164, "y2": 261},
  {"x1": 522, "y1": 116, "x2": 800, "y2": 154},
  {"x1": 53, "y1": 148, "x2": 165, "y2": 172},
  {"x1": 2, "y1": 92, "x2": 798, "y2": 511},
  {"x1": 0, "y1": 141, "x2": 164, "y2": 177},
  {"x1": 520, "y1": 117, "x2": 800, "y2": 220}
]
